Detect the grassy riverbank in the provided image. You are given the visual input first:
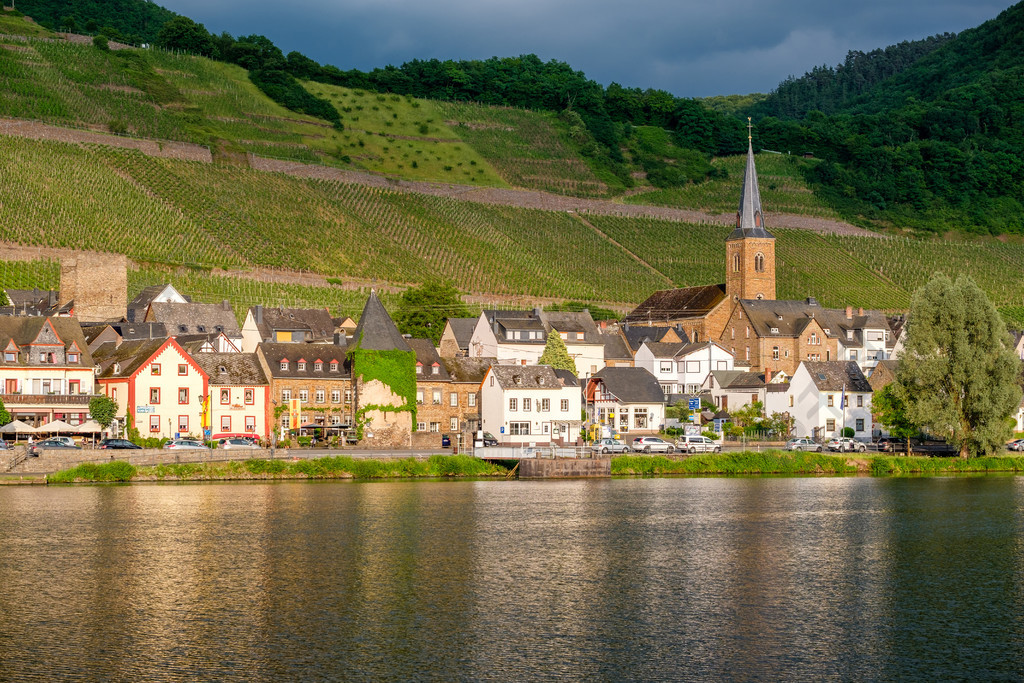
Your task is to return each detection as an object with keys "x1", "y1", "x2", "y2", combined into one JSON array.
[
  {"x1": 48, "y1": 455, "x2": 509, "y2": 483},
  {"x1": 612, "y1": 451, "x2": 1024, "y2": 476}
]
